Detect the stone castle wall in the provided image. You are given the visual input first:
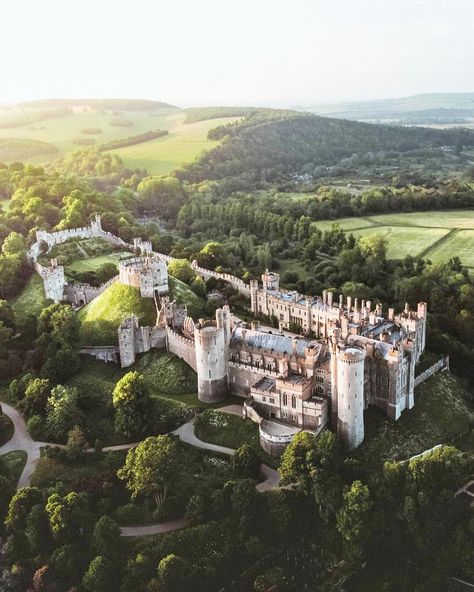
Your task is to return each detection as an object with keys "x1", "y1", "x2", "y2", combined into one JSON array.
[{"x1": 166, "y1": 327, "x2": 197, "y2": 372}]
